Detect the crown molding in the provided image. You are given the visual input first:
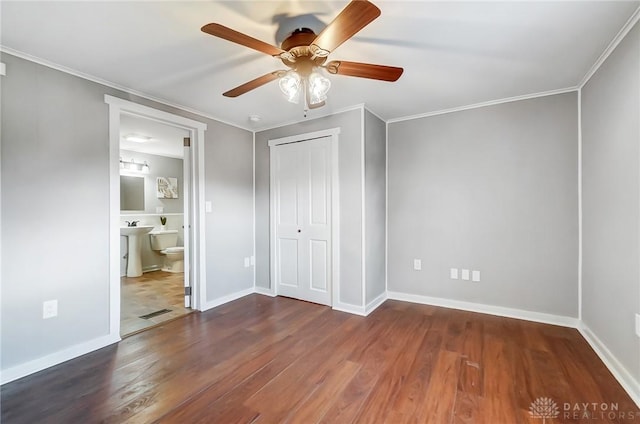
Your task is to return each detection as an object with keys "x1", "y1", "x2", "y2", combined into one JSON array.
[
  {"x1": 387, "y1": 86, "x2": 579, "y2": 125},
  {"x1": 579, "y1": 5, "x2": 640, "y2": 89},
  {"x1": 0, "y1": 46, "x2": 253, "y2": 132}
]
